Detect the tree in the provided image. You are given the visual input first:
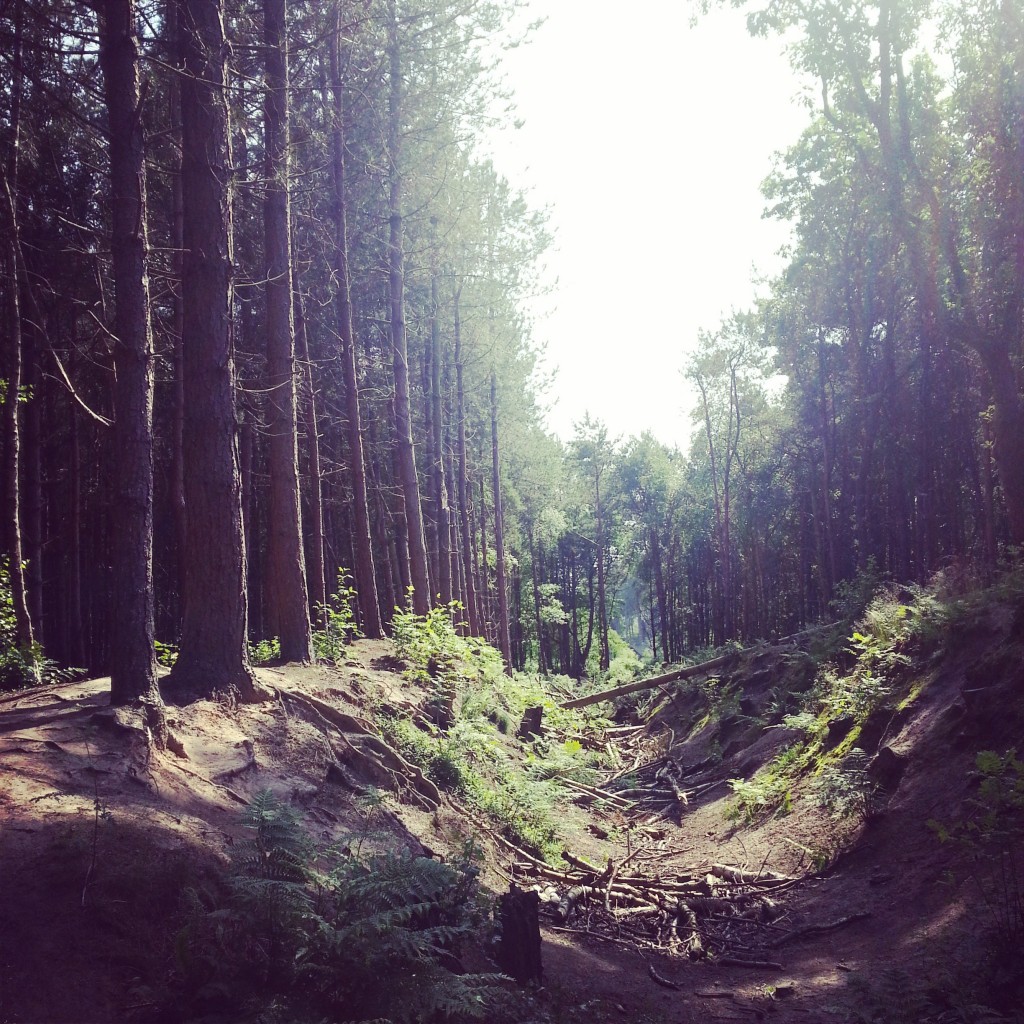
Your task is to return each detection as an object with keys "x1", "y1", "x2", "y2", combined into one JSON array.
[
  {"x1": 328, "y1": 10, "x2": 383, "y2": 638},
  {"x1": 96, "y1": 0, "x2": 163, "y2": 711},
  {"x1": 262, "y1": 0, "x2": 312, "y2": 662},
  {"x1": 168, "y1": 0, "x2": 258, "y2": 700},
  {"x1": 0, "y1": 0, "x2": 35, "y2": 660}
]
